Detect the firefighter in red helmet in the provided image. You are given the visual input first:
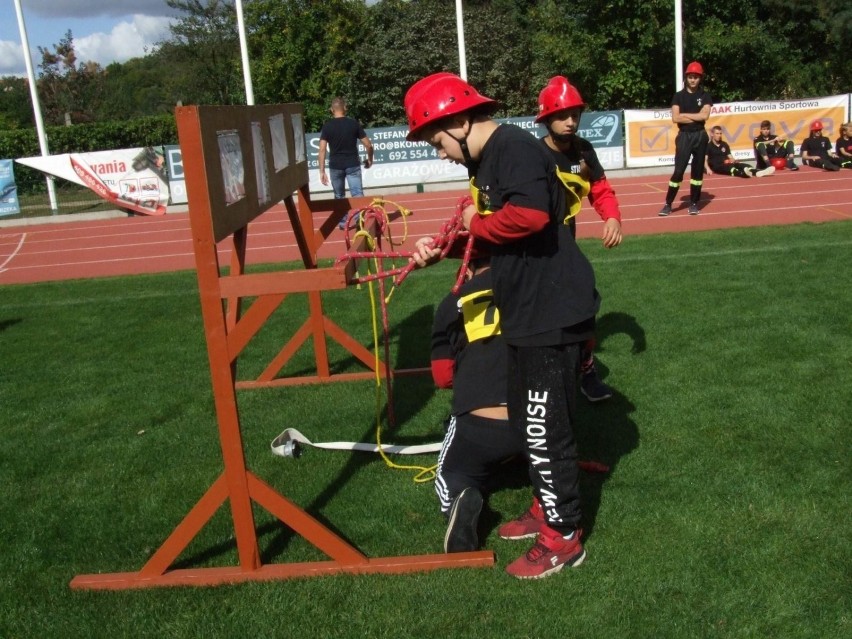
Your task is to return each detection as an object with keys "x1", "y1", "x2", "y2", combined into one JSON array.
[
  {"x1": 406, "y1": 72, "x2": 599, "y2": 579},
  {"x1": 800, "y1": 119, "x2": 844, "y2": 171},
  {"x1": 534, "y1": 76, "x2": 622, "y2": 403},
  {"x1": 658, "y1": 61, "x2": 713, "y2": 216}
]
